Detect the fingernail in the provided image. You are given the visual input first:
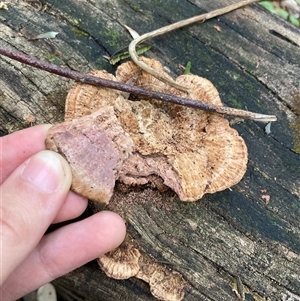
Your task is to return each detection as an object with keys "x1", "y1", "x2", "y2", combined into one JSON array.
[{"x1": 21, "y1": 151, "x2": 68, "y2": 193}]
